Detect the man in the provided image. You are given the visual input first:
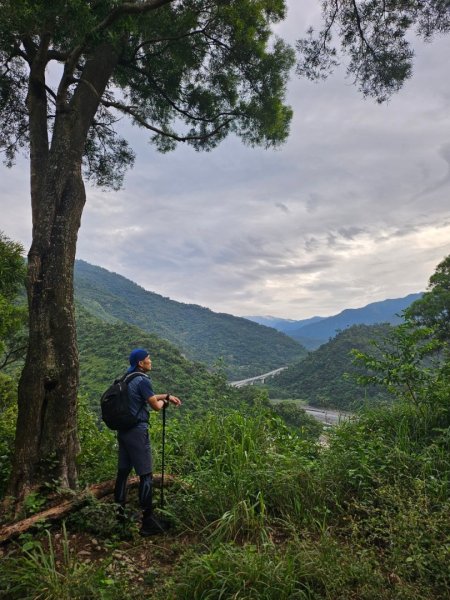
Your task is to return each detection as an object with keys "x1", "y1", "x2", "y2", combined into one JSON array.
[{"x1": 113, "y1": 347, "x2": 182, "y2": 536}]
